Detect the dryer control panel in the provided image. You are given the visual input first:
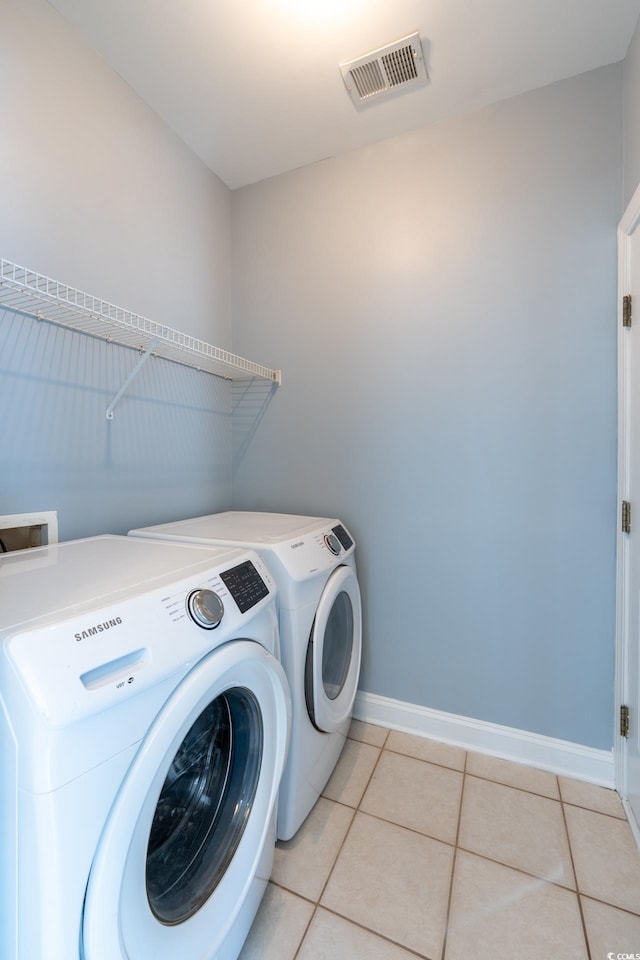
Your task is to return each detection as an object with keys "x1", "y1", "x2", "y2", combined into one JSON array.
[
  {"x1": 269, "y1": 522, "x2": 356, "y2": 584},
  {"x1": 331, "y1": 524, "x2": 353, "y2": 551}
]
